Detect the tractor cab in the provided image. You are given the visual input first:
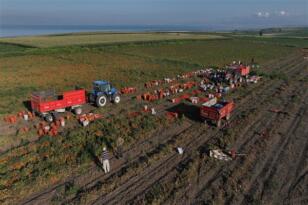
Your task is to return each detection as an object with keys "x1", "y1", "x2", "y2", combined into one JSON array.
[
  {"x1": 90, "y1": 80, "x2": 120, "y2": 107},
  {"x1": 93, "y1": 81, "x2": 115, "y2": 95}
]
